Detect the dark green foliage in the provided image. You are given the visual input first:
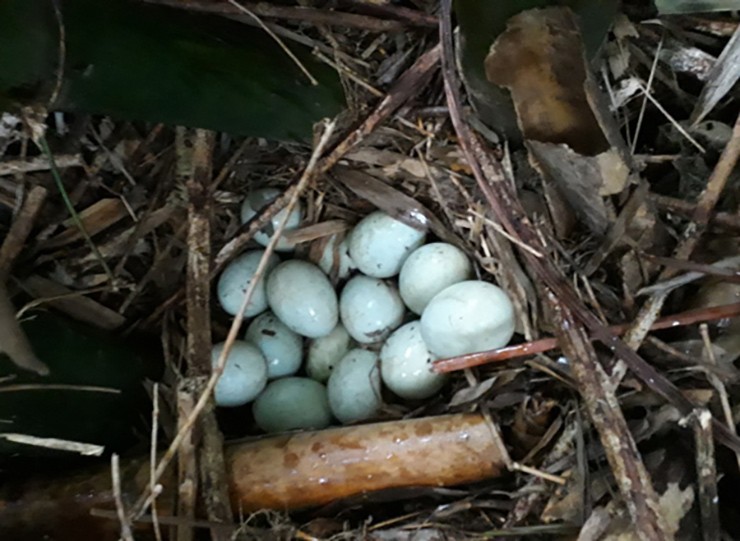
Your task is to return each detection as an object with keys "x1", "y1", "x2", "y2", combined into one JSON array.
[
  {"x1": 0, "y1": 312, "x2": 160, "y2": 460},
  {"x1": 0, "y1": 0, "x2": 344, "y2": 139}
]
